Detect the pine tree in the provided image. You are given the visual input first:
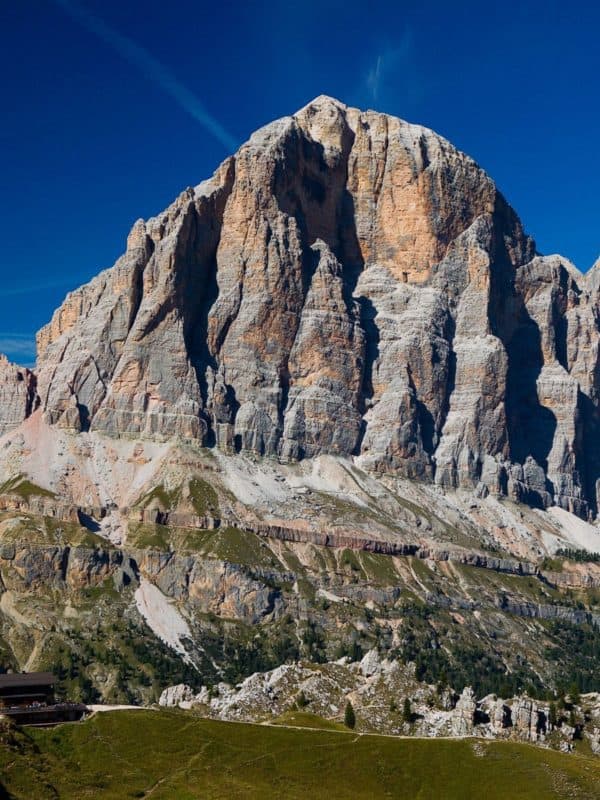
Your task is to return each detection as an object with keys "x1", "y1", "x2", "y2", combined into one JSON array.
[
  {"x1": 402, "y1": 697, "x2": 412, "y2": 724},
  {"x1": 569, "y1": 709, "x2": 577, "y2": 729},
  {"x1": 548, "y1": 702, "x2": 557, "y2": 728},
  {"x1": 344, "y1": 701, "x2": 356, "y2": 729},
  {"x1": 569, "y1": 682, "x2": 581, "y2": 706}
]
